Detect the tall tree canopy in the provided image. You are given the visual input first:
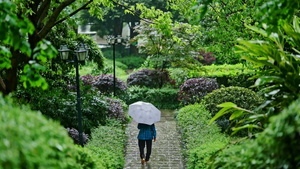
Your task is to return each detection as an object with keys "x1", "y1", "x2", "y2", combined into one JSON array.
[{"x1": 1, "y1": 0, "x2": 115, "y2": 95}]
